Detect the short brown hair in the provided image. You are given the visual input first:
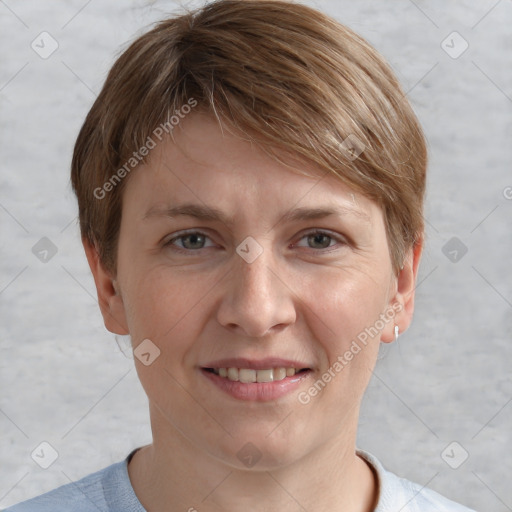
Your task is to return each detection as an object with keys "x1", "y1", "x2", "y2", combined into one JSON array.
[{"x1": 71, "y1": 0, "x2": 427, "y2": 275}]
